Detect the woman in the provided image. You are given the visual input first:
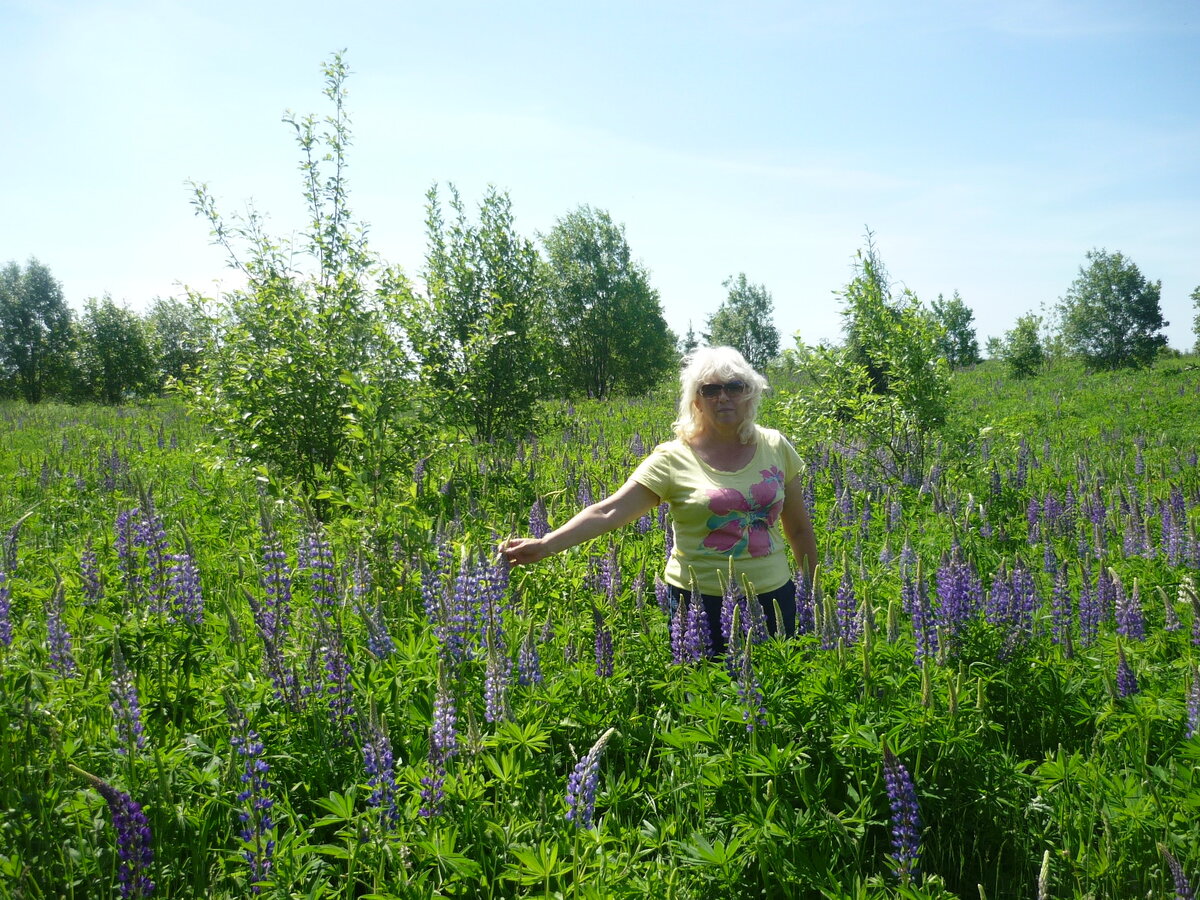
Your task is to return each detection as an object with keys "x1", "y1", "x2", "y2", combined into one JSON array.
[{"x1": 501, "y1": 346, "x2": 817, "y2": 653}]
